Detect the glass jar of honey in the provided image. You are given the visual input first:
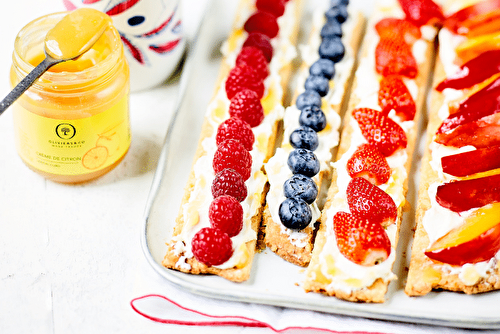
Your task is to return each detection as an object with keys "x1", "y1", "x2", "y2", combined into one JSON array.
[{"x1": 10, "y1": 11, "x2": 131, "y2": 183}]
